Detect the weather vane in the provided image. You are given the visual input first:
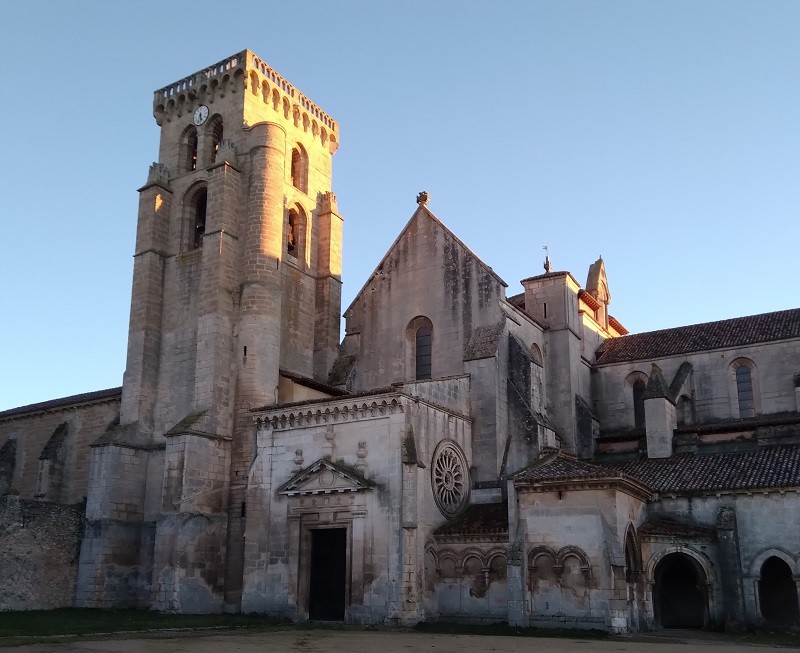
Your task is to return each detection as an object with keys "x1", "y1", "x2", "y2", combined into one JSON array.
[{"x1": 543, "y1": 245, "x2": 552, "y2": 273}]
